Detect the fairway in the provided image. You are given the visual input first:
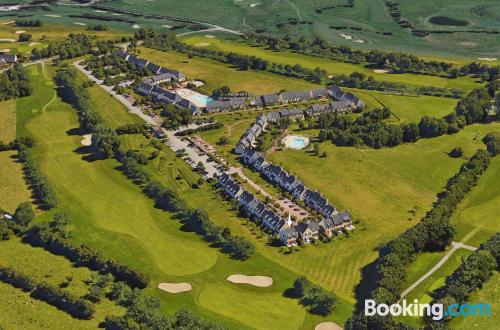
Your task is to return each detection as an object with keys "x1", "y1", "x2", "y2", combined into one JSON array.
[
  {"x1": 0, "y1": 99, "x2": 16, "y2": 142},
  {"x1": 451, "y1": 156, "x2": 500, "y2": 247},
  {"x1": 181, "y1": 35, "x2": 482, "y2": 91},
  {"x1": 138, "y1": 47, "x2": 318, "y2": 95},
  {"x1": 0, "y1": 150, "x2": 32, "y2": 213}
]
